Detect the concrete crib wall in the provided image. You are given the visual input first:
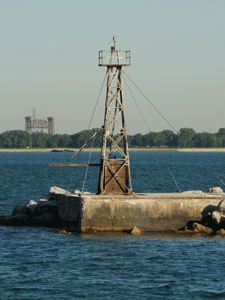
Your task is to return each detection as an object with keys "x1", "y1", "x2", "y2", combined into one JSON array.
[{"x1": 56, "y1": 192, "x2": 224, "y2": 232}]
